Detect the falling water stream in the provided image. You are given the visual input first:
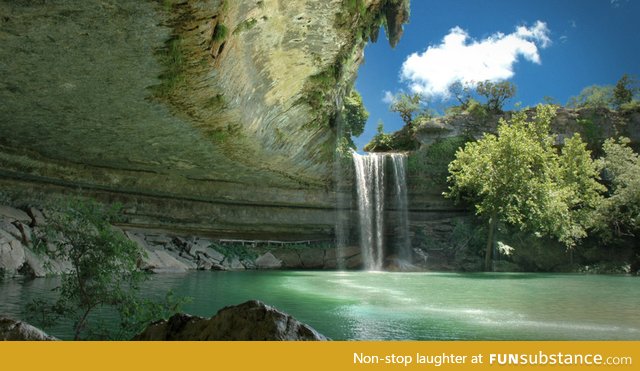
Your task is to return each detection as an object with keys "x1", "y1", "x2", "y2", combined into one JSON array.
[{"x1": 352, "y1": 152, "x2": 411, "y2": 270}]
